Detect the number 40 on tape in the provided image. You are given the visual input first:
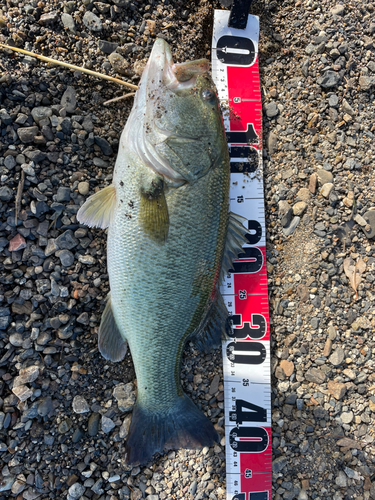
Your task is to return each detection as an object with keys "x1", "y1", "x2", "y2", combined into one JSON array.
[{"x1": 212, "y1": 10, "x2": 272, "y2": 500}]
